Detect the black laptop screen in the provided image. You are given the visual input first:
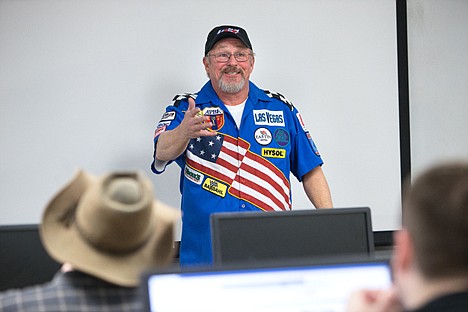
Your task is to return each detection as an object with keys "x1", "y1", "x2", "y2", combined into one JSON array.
[{"x1": 210, "y1": 207, "x2": 374, "y2": 265}]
